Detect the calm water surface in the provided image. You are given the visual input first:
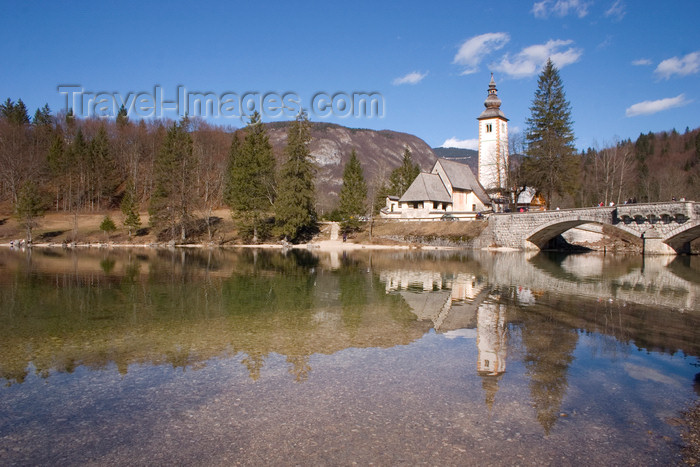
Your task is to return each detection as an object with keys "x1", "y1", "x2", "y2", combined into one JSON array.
[{"x1": 0, "y1": 247, "x2": 699, "y2": 465}]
